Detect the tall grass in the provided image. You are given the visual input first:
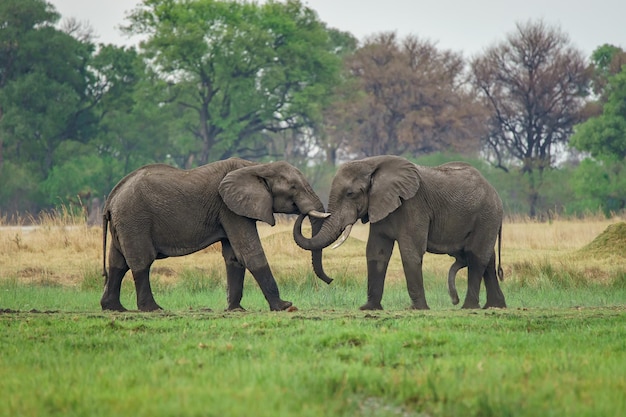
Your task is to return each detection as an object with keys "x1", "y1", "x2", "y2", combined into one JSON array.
[{"x1": 1, "y1": 211, "x2": 625, "y2": 308}]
